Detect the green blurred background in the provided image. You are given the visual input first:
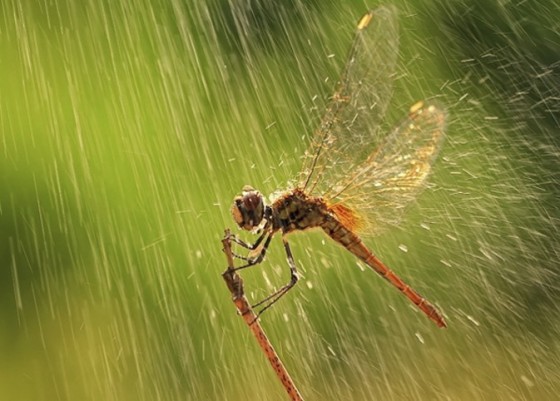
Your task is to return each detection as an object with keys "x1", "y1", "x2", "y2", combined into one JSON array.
[{"x1": 1, "y1": 0, "x2": 559, "y2": 400}]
